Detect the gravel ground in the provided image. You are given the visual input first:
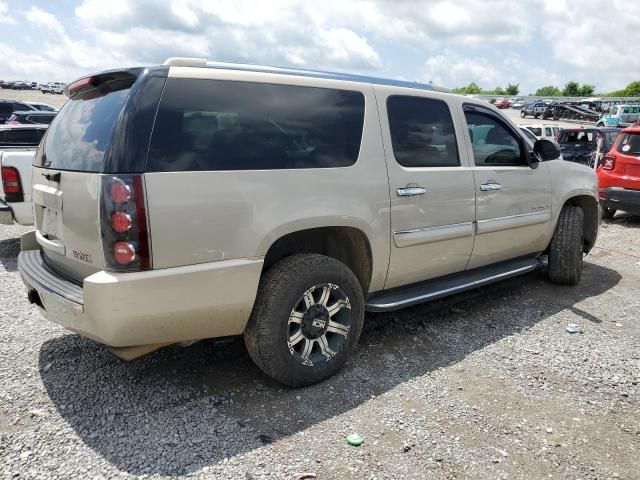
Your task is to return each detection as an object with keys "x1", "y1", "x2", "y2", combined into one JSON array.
[{"x1": 1, "y1": 215, "x2": 639, "y2": 480}]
